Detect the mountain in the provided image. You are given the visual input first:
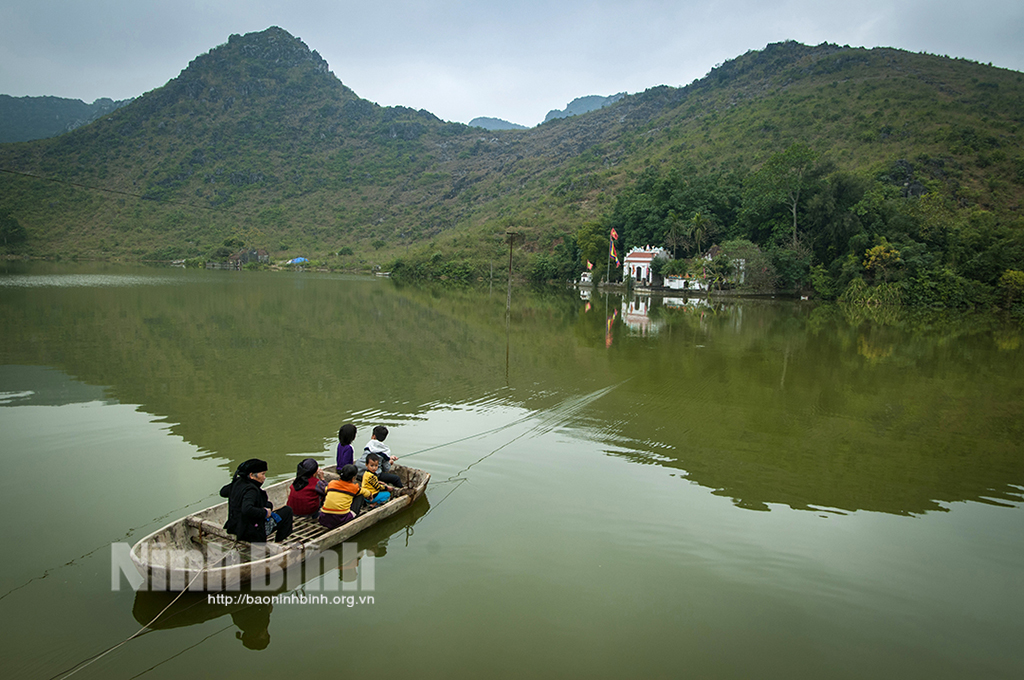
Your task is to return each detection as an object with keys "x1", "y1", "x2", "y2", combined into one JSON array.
[
  {"x1": 468, "y1": 116, "x2": 527, "y2": 130},
  {"x1": 0, "y1": 95, "x2": 132, "y2": 143},
  {"x1": 543, "y1": 93, "x2": 626, "y2": 122},
  {"x1": 1, "y1": 30, "x2": 1022, "y2": 306}
]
